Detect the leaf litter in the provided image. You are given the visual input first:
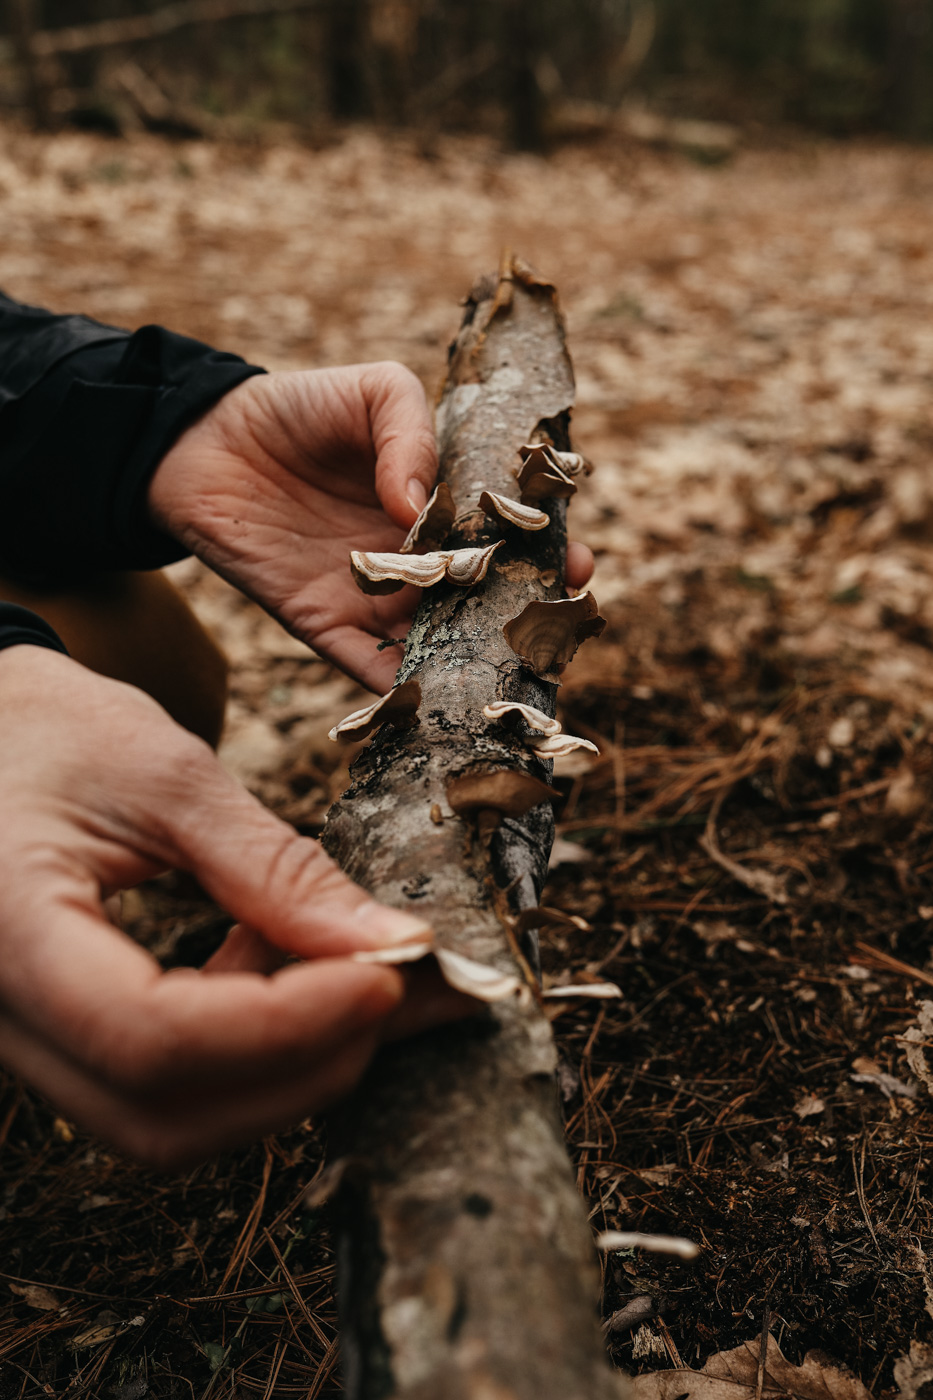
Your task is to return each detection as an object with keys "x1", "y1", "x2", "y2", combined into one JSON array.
[{"x1": 0, "y1": 120, "x2": 933, "y2": 1394}]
